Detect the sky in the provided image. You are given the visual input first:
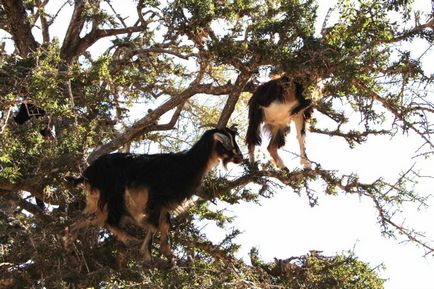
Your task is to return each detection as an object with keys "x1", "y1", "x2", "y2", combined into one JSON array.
[
  {"x1": 1, "y1": 1, "x2": 434, "y2": 288},
  {"x1": 203, "y1": 1, "x2": 434, "y2": 289}
]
